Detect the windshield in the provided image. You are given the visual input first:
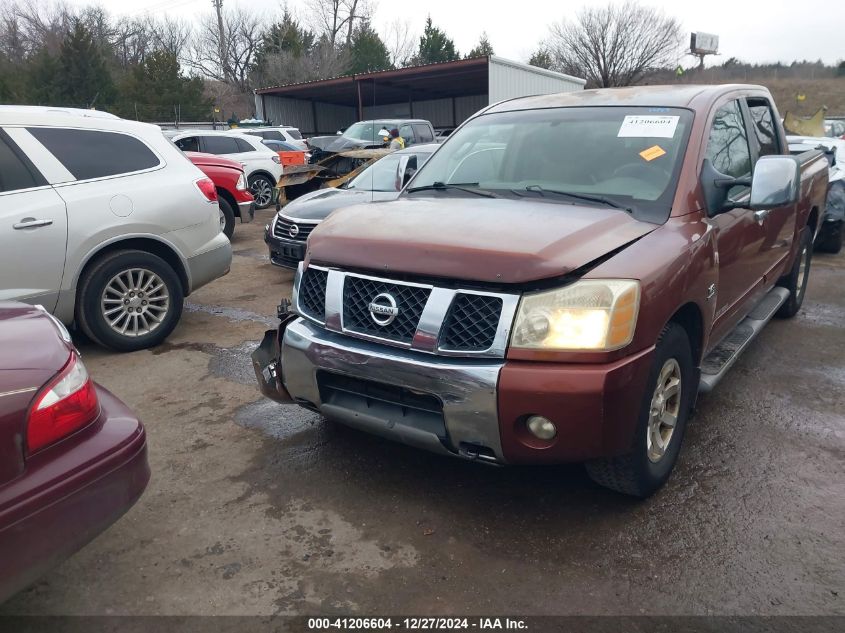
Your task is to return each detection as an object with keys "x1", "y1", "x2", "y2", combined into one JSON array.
[
  {"x1": 343, "y1": 121, "x2": 393, "y2": 142},
  {"x1": 347, "y1": 152, "x2": 432, "y2": 192},
  {"x1": 407, "y1": 107, "x2": 693, "y2": 222}
]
